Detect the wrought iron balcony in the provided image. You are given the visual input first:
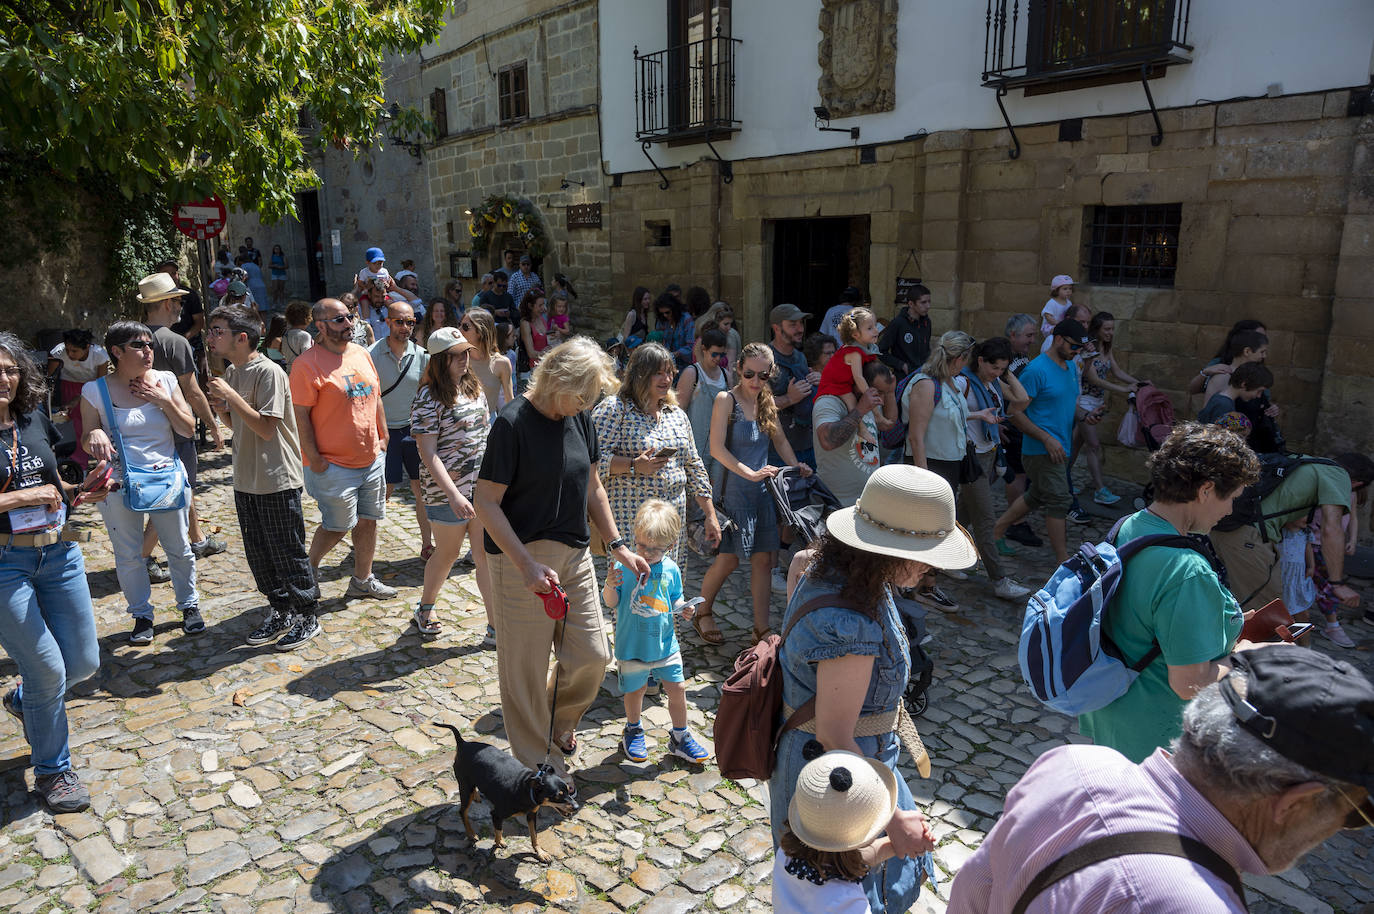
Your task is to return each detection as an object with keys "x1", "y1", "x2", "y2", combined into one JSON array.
[
  {"x1": 634, "y1": 35, "x2": 742, "y2": 144},
  {"x1": 983, "y1": 0, "x2": 1193, "y2": 90}
]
